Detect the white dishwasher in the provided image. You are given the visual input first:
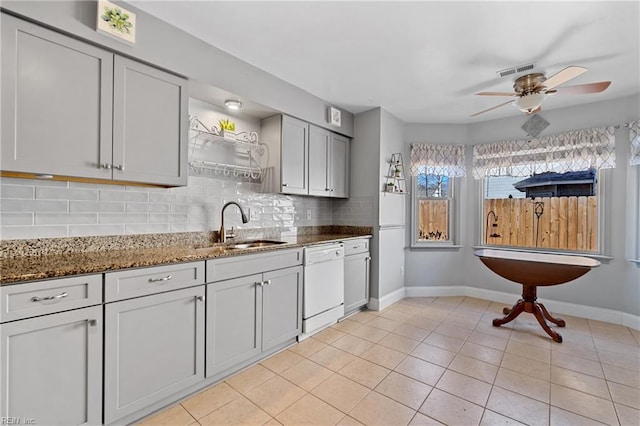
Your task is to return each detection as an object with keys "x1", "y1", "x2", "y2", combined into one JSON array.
[{"x1": 302, "y1": 243, "x2": 345, "y2": 336}]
